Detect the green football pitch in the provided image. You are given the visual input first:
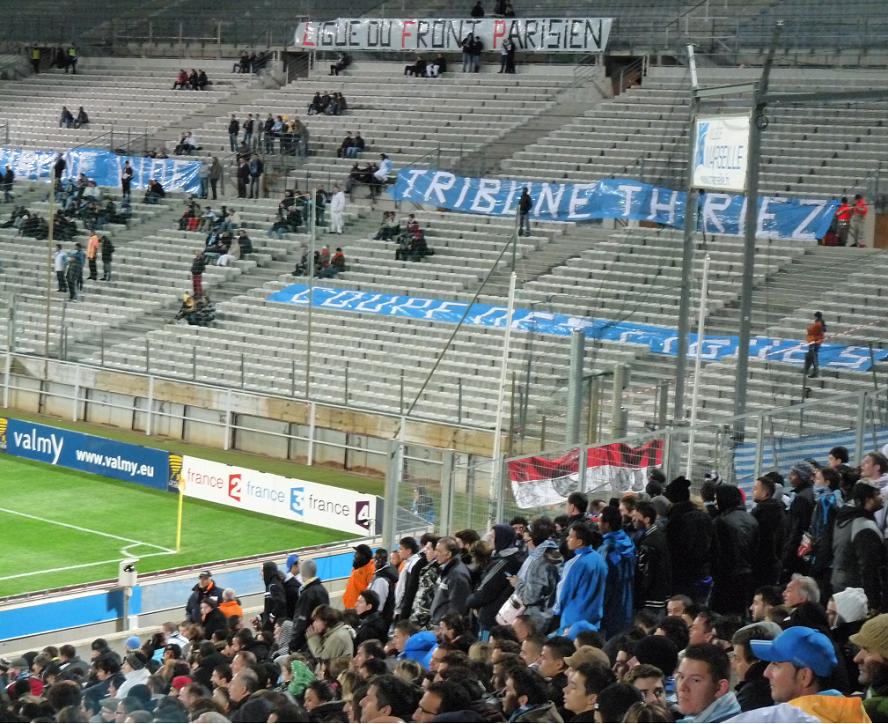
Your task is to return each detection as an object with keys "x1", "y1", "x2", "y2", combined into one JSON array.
[{"x1": 0, "y1": 456, "x2": 353, "y2": 599}]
